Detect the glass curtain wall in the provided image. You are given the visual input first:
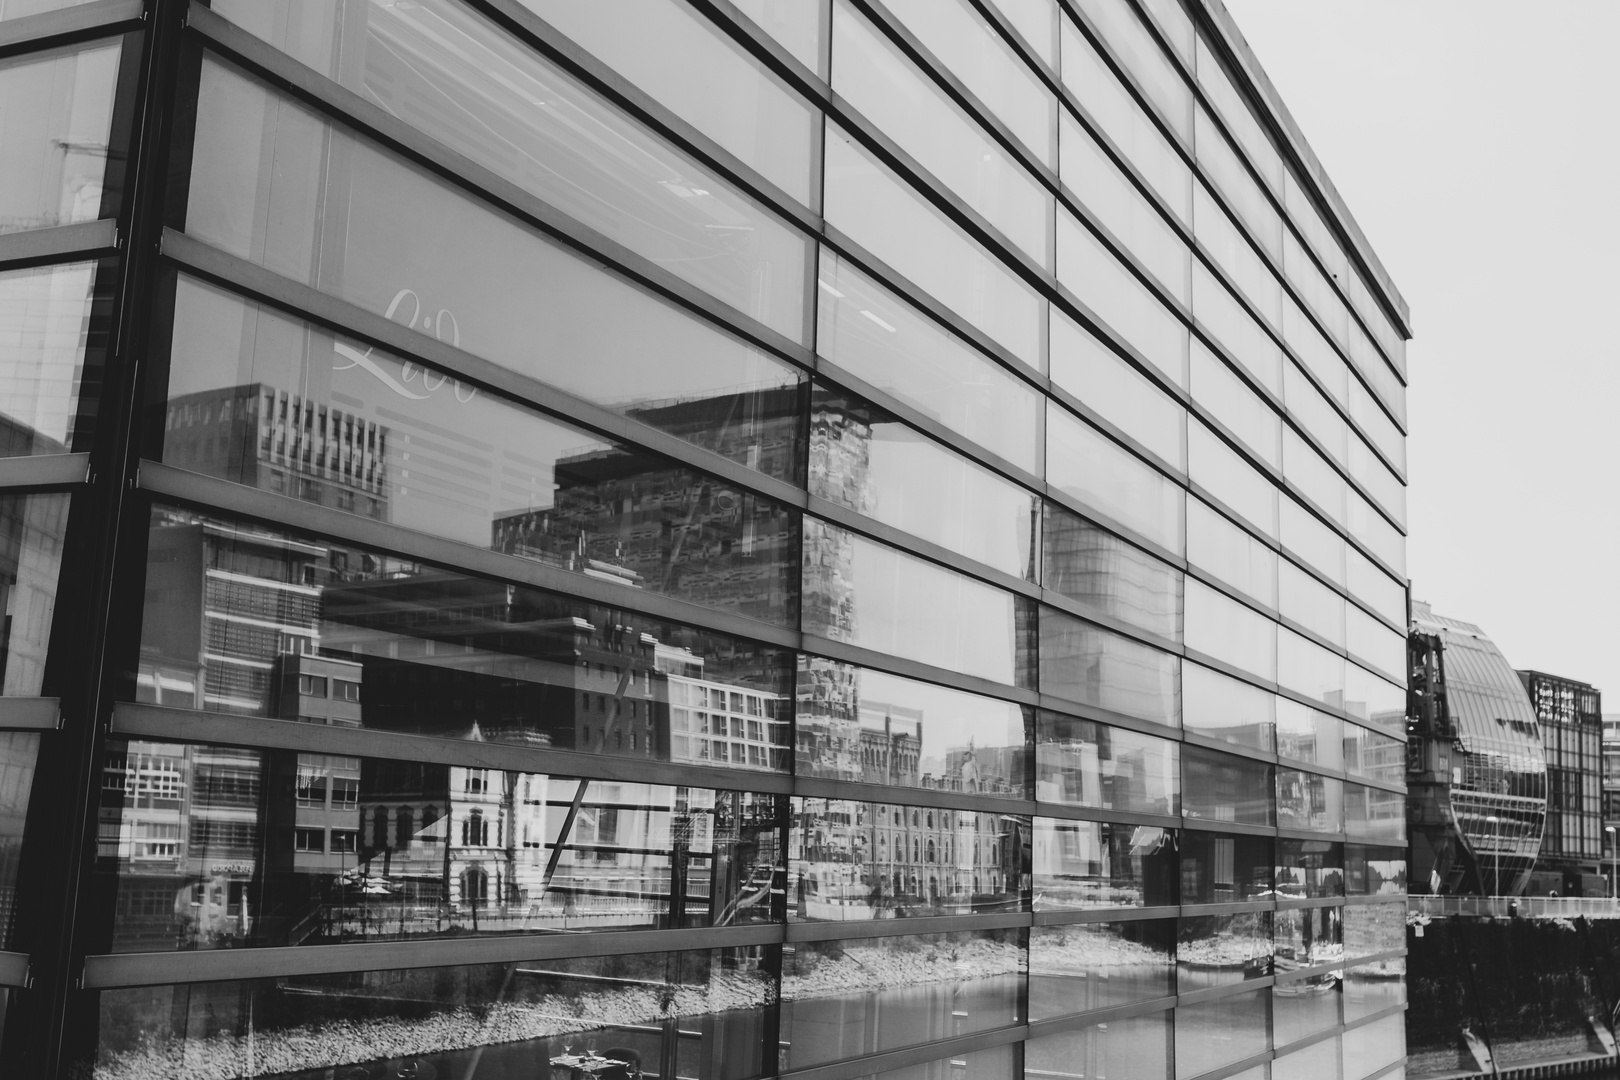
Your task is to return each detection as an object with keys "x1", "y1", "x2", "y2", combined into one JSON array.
[{"x1": 0, "y1": 0, "x2": 1409, "y2": 1078}]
